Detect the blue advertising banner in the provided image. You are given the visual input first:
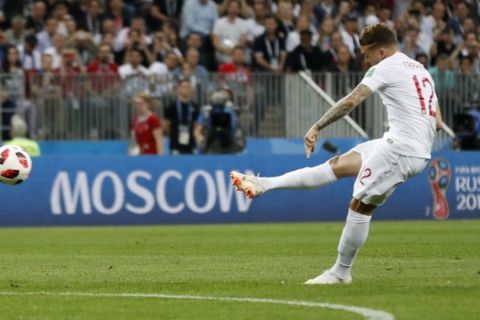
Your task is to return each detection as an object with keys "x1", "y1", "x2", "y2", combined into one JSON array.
[{"x1": 0, "y1": 152, "x2": 478, "y2": 226}]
